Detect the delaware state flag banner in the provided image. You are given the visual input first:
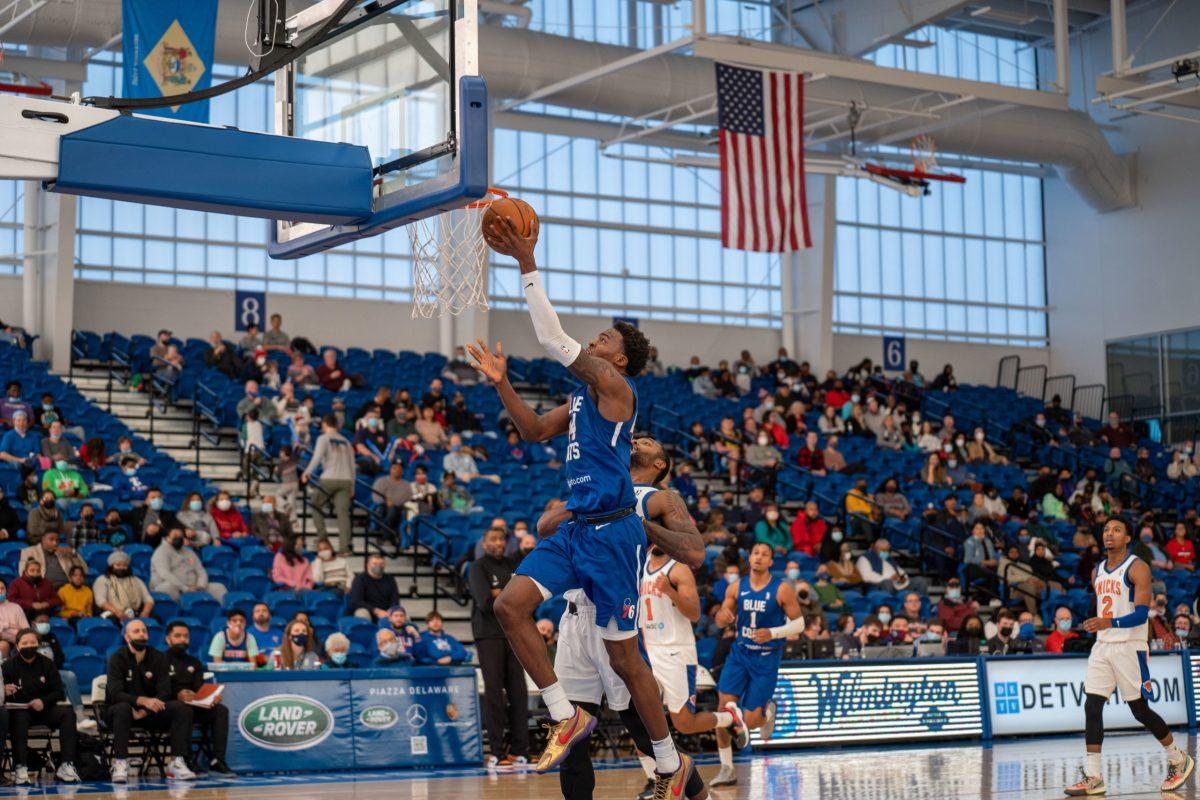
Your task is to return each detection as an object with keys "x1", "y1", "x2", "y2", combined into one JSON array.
[{"x1": 121, "y1": 0, "x2": 218, "y2": 123}]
